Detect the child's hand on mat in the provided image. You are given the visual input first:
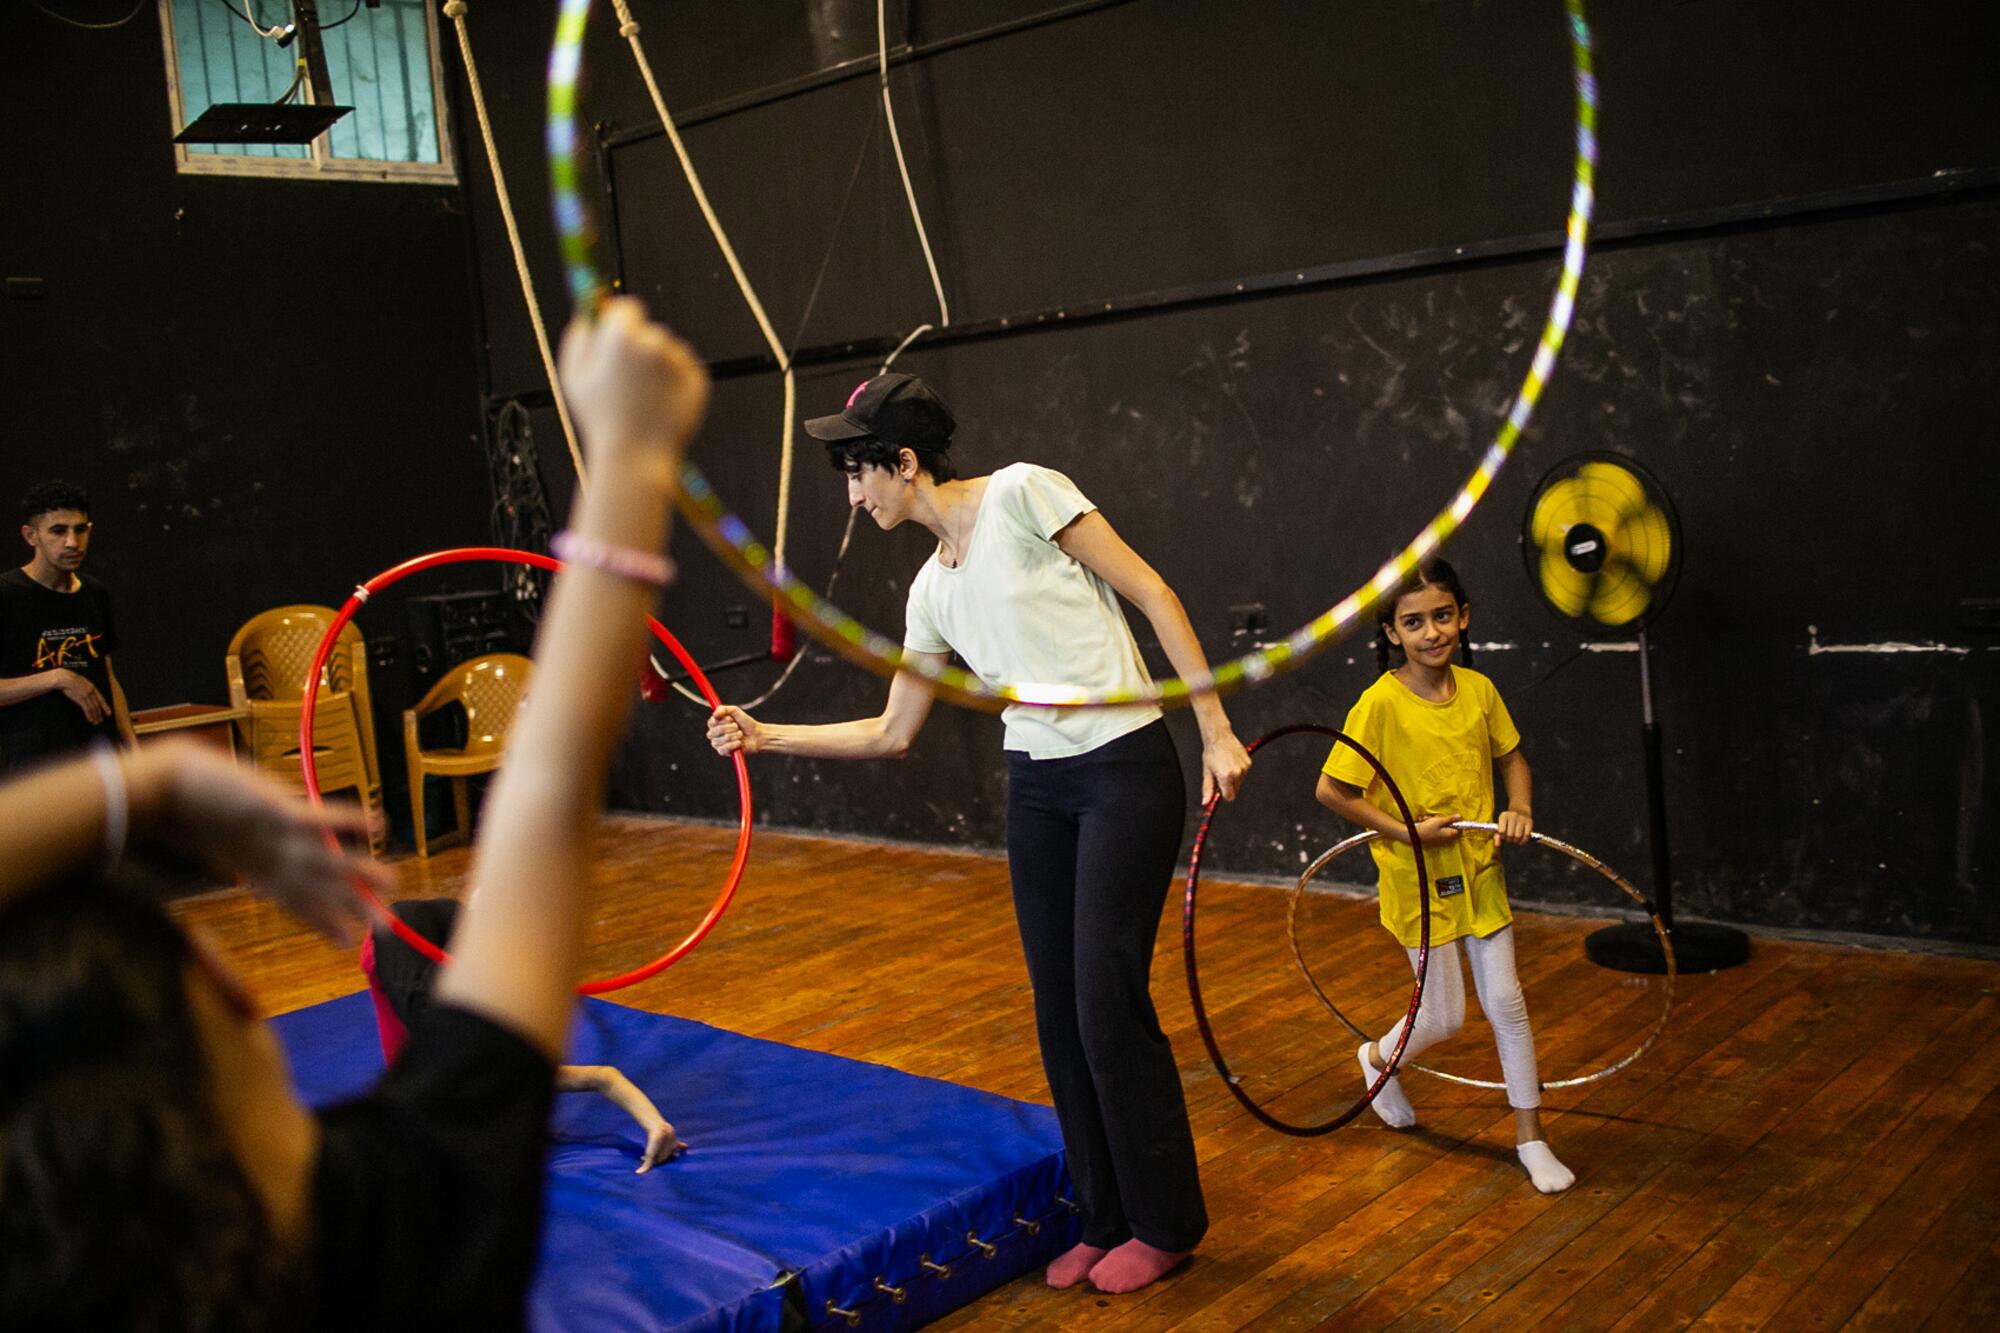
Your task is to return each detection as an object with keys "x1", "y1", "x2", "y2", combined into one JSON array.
[
  {"x1": 706, "y1": 705, "x2": 765, "y2": 756},
  {"x1": 142, "y1": 743, "x2": 385, "y2": 946},
  {"x1": 558, "y1": 295, "x2": 710, "y2": 477},
  {"x1": 637, "y1": 1118, "x2": 686, "y2": 1173},
  {"x1": 1409, "y1": 814, "x2": 1462, "y2": 848},
  {"x1": 1496, "y1": 809, "x2": 1534, "y2": 845}
]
